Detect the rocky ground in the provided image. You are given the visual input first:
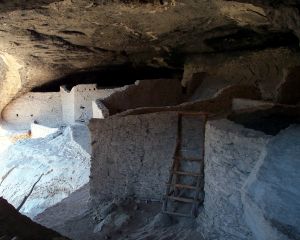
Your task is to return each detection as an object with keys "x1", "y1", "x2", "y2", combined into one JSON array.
[
  {"x1": 0, "y1": 126, "x2": 90, "y2": 218},
  {"x1": 35, "y1": 184, "x2": 204, "y2": 240}
]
